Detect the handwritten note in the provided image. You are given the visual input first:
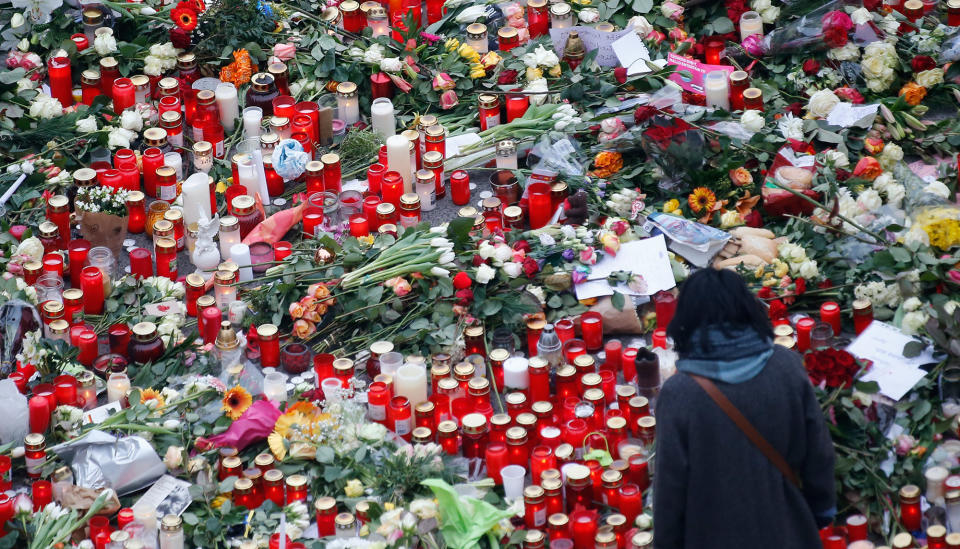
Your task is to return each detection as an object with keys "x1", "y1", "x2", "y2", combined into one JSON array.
[
  {"x1": 574, "y1": 235, "x2": 676, "y2": 300},
  {"x1": 847, "y1": 321, "x2": 935, "y2": 401},
  {"x1": 549, "y1": 27, "x2": 635, "y2": 68},
  {"x1": 611, "y1": 31, "x2": 652, "y2": 75},
  {"x1": 666, "y1": 53, "x2": 735, "y2": 94},
  {"x1": 83, "y1": 401, "x2": 122, "y2": 425},
  {"x1": 825, "y1": 102, "x2": 879, "y2": 129}
]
